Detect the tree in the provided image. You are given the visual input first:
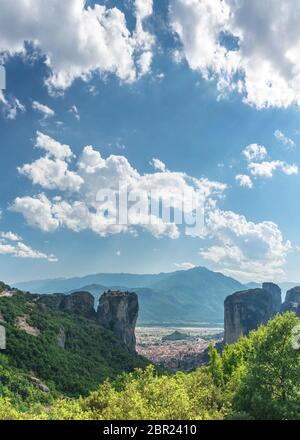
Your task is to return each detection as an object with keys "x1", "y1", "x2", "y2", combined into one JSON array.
[
  {"x1": 208, "y1": 345, "x2": 224, "y2": 387},
  {"x1": 232, "y1": 313, "x2": 300, "y2": 420}
]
